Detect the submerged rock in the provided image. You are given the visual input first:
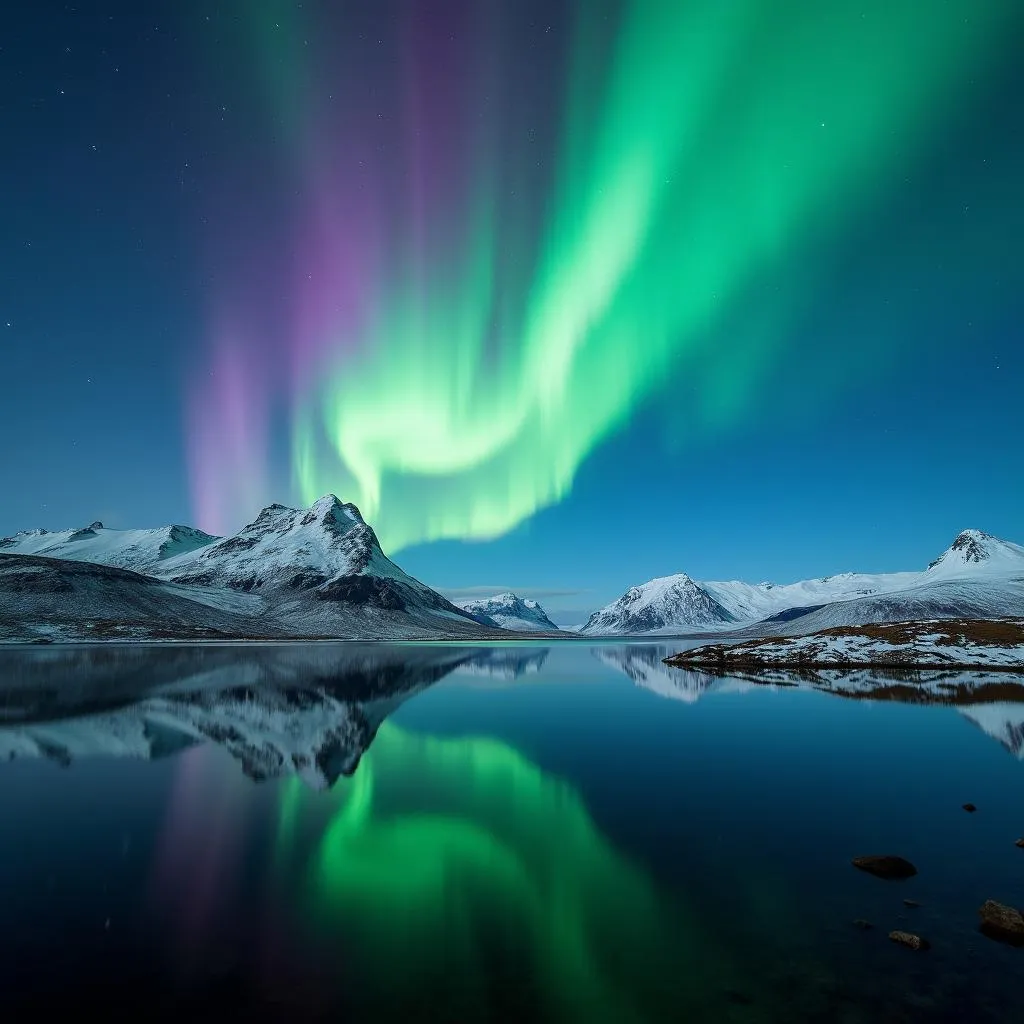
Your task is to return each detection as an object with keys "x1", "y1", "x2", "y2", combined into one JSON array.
[
  {"x1": 1015, "y1": 838, "x2": 1024, "y2": 849},
  {"x1": 963, "y1": 803, "x2": 977, "y2": 813},
  {"x1": 903, "y1": 899, "x2": 922, "y2": 908},
  {"x1": 851, "y1": 855, "x2": 918, "y2": 880},
  {"x1": 889, "y1": 930, "x2": 930, "y2": 951},
  {"x1": 978, "y1": 900, "x2": 1024, "y2": 946},
  {"x1": 853, "y1": 919, "x2": 873, "y2": 930}
]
